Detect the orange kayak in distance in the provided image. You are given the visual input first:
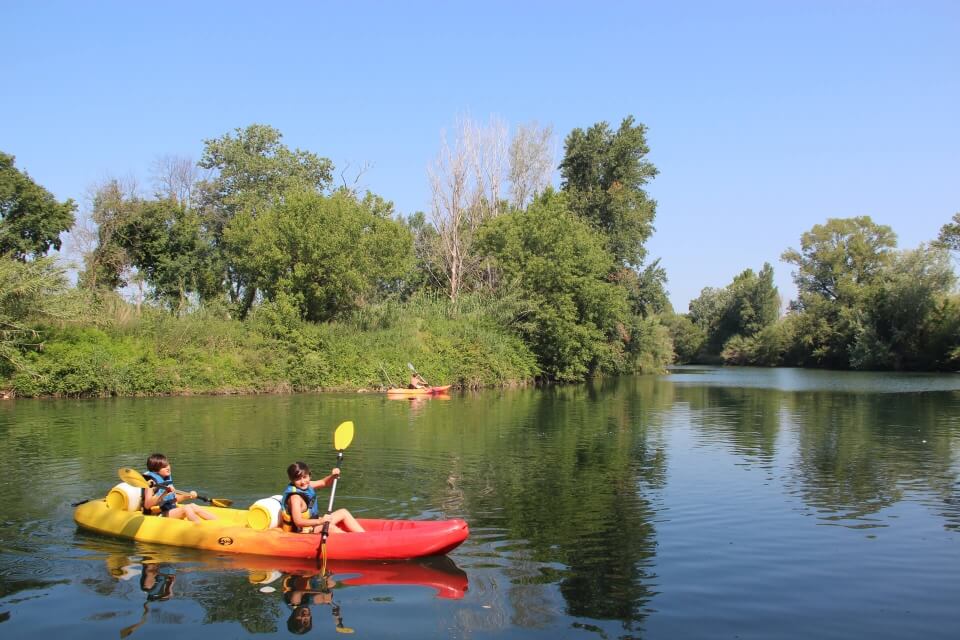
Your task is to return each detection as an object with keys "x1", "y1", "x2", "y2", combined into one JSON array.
[{"x1": 385, "y1": 385, "x2": 452, "y2": 397}]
